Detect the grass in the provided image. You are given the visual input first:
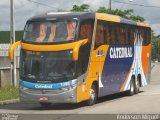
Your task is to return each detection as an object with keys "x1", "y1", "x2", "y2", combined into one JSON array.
[{"x1": 0, "y1": 87, "x2": 19, "y2": 101}]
